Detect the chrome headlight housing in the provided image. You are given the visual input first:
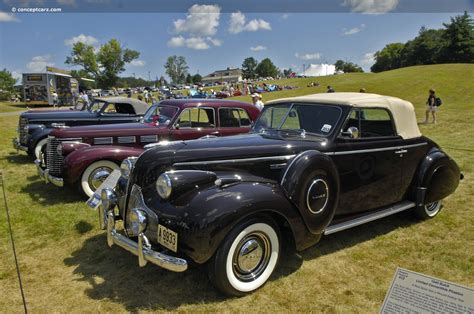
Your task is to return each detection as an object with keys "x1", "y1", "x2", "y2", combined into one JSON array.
[
  {"x1": 120, "y1": 157, "x2": 138, "y2": 179},
  {"x1": 56, "y1": 143, "x2": 62, "y2": 156},
  {"x1": 156, "y1": 173, "x2": 172, "y2": 199},
  {"x1": 128, "y1": 208, "x2": 148, "y2": 236}
]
